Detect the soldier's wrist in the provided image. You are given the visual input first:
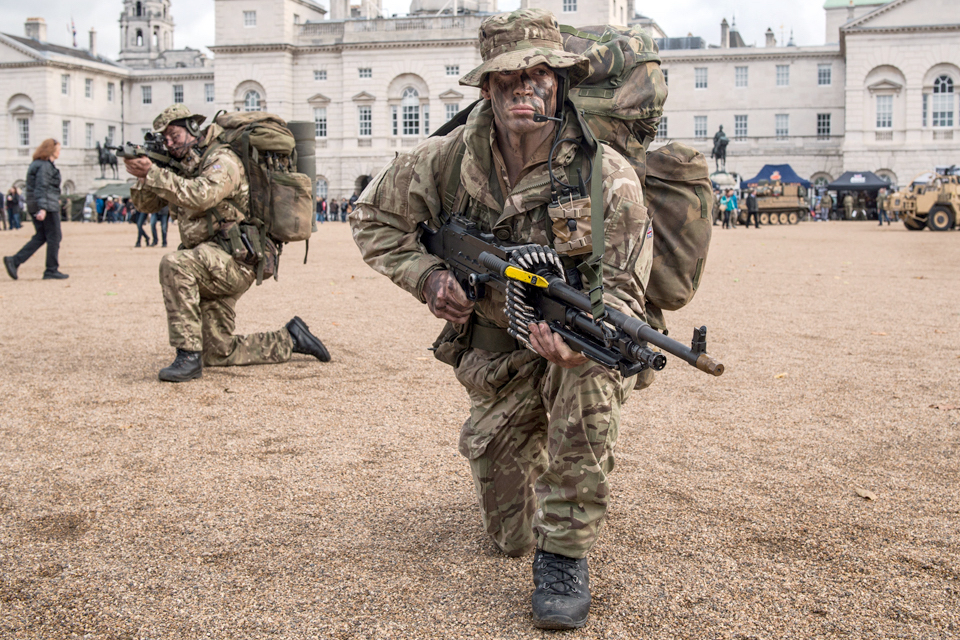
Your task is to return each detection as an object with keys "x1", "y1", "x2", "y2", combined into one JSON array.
[{"x1": 416, "y1": 265, "x2": 447, "y2": 303}]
